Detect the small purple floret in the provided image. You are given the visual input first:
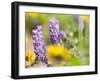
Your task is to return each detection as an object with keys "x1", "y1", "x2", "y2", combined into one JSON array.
[
  {"x1": 32, "y1": 25, "x2": 47, "y2": 64},
  {"x1": 49, "y1": 18, "x2": 66, "y2": 45}
]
